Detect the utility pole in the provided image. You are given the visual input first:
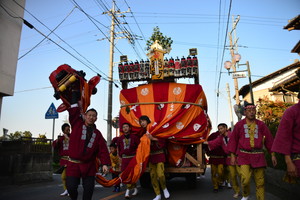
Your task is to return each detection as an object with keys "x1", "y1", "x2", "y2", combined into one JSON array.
[
  {"x1": 226, "y1": 15, "x2": 255, "y2": 121},
  {"x1": 228, "y1": 15, "x2": 240, "y2": 106},
  {"x1": 226, "y1": 83, "x2": 234, "y2": 130},
  {"x1": 103, "y1": 0, "x2": 130, "y2": 145},
  {"x1": 246, "y1": 61, "x2": 255, "y2": 104}
]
